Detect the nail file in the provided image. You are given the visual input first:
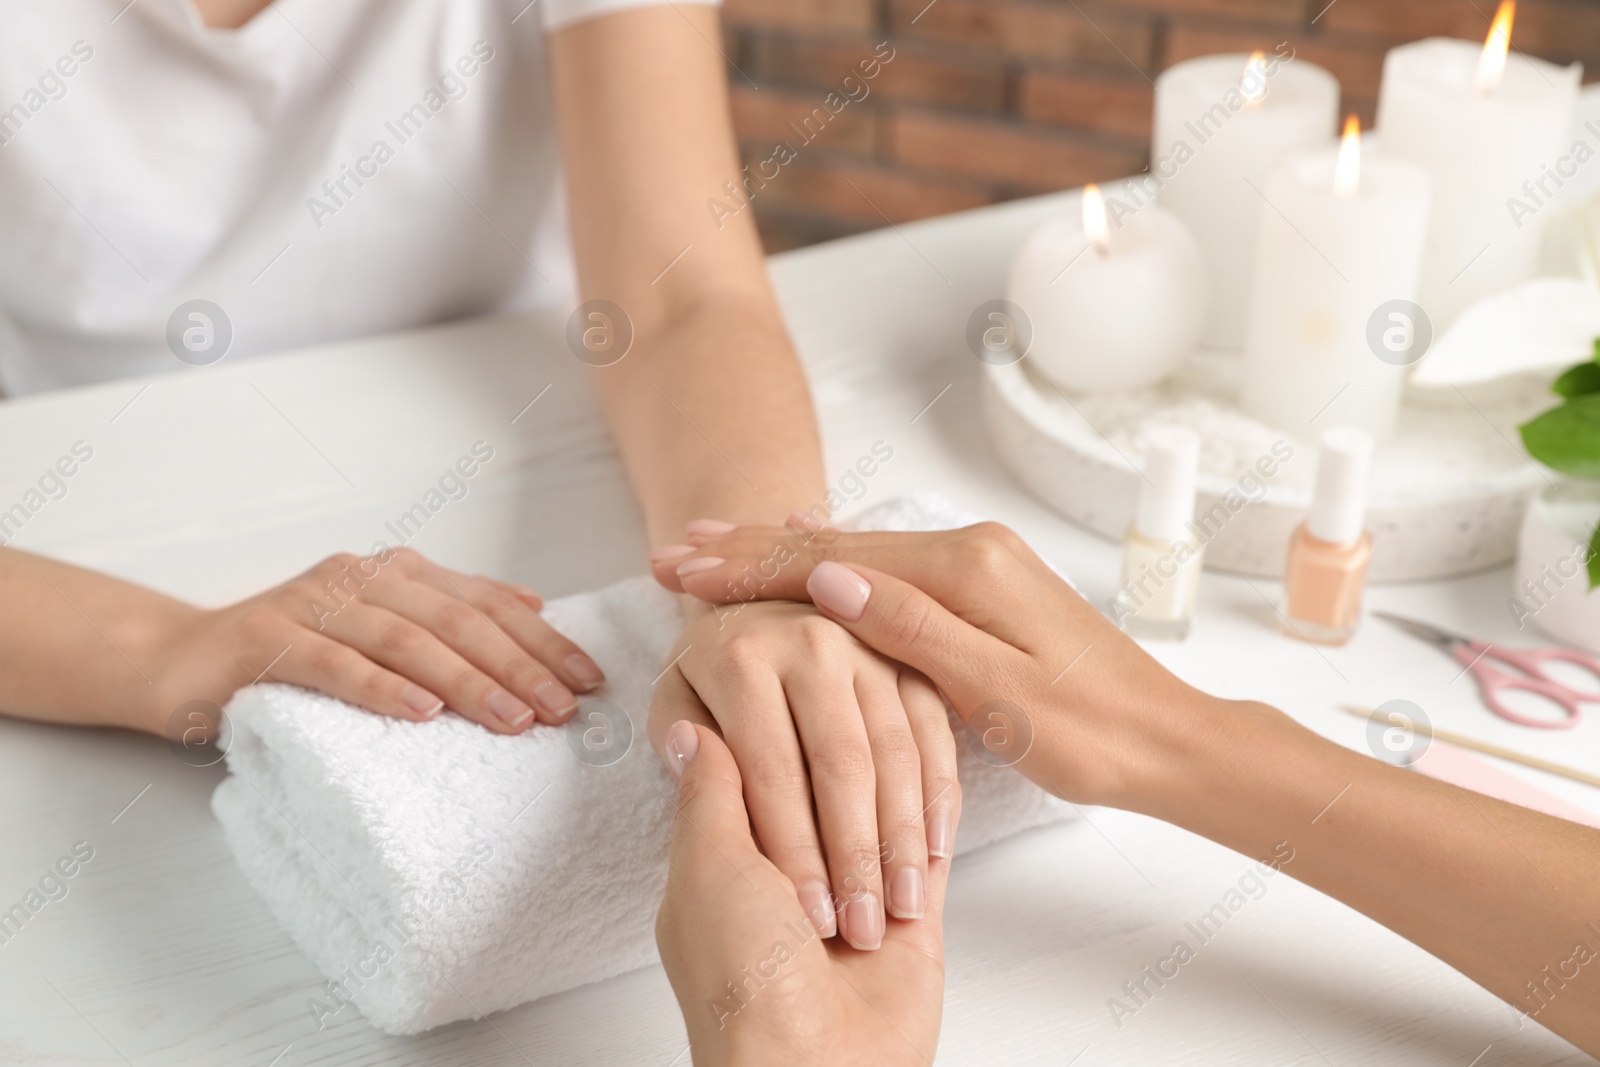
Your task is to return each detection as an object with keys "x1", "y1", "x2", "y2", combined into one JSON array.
[{"x1": 1409, "y1": 740, "x2": 1600, "y2": 830}]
